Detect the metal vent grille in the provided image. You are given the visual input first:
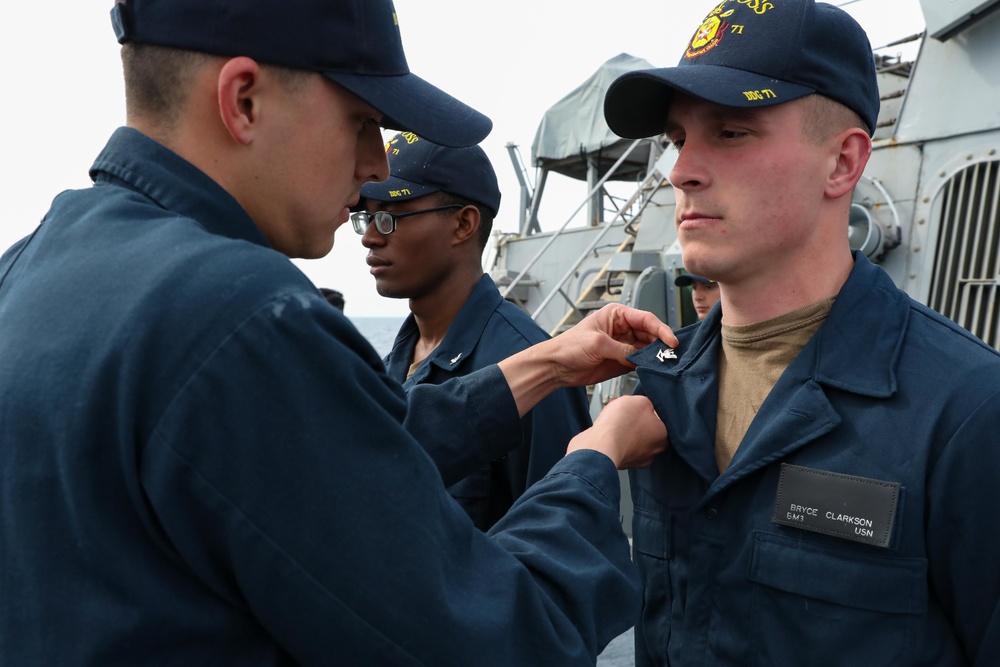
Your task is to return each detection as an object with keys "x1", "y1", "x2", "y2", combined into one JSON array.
[{"x1": 928, "y1": 160, "x2": 1000, "y2": 350}]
